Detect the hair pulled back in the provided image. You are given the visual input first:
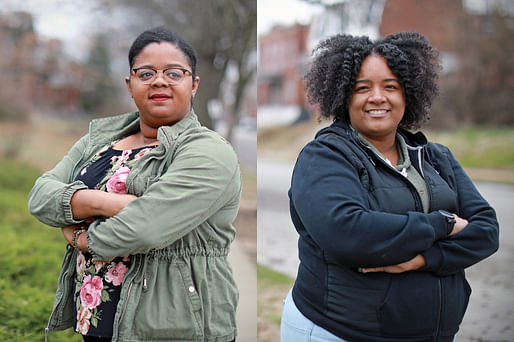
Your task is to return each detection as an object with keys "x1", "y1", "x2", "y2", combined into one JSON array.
[{"x1": 128, "y1": 26, "x2": 197, "y2": 76}]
